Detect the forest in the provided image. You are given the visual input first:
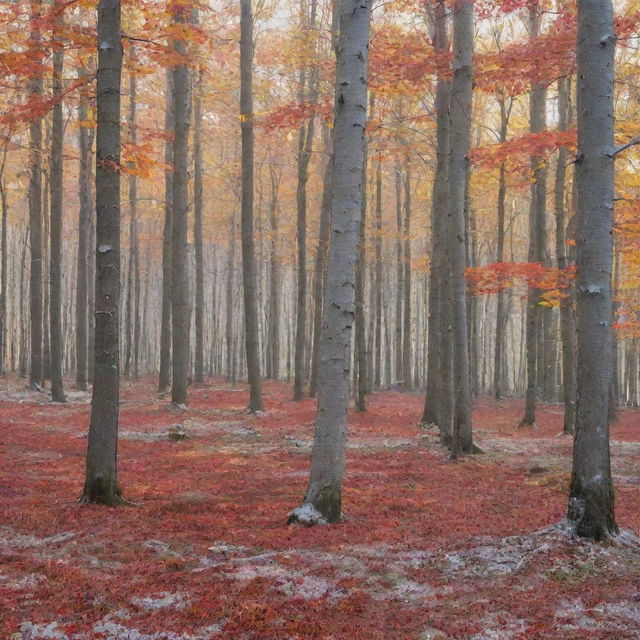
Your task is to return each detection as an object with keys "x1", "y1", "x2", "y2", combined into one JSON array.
[{"x1": 1, "y1": 0, "x2": 640, "y2": 638}]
